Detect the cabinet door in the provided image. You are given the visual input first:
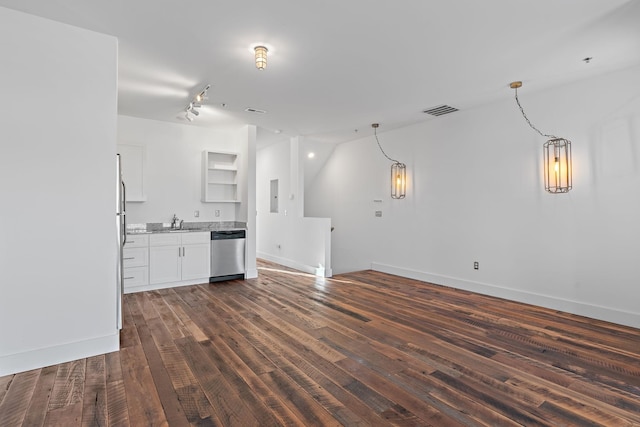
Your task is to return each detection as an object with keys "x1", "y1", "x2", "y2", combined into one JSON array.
[
  {"x1": 149, "y1": 245, "x2": 181, "y2": 284},
  {"x1": 181, "y1": 243, "x2": 210, "y2": 281}
]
